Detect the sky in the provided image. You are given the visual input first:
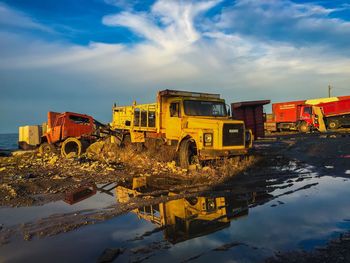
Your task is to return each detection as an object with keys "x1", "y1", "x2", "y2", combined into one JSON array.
[{"x1": 1, "y1": 0, "x2": 350, "y2": 133}]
